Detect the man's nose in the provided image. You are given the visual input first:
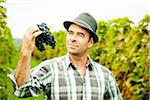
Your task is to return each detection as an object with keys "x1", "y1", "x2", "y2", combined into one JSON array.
[{"x1": 70, "y1": 34, "x2": 77, "y2": 41}]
